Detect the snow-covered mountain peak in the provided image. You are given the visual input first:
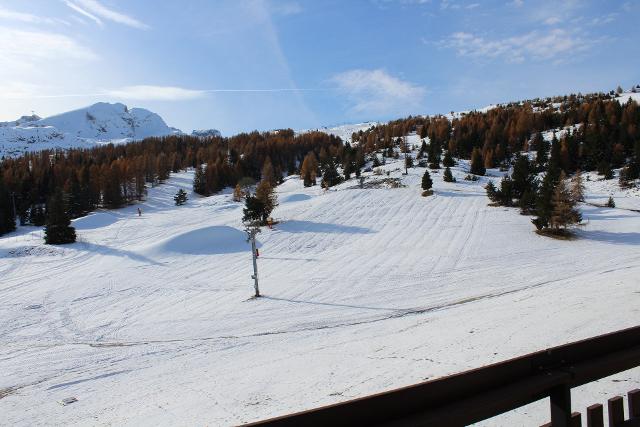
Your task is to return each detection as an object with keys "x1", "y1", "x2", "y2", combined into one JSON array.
[{"x1": 0, "y1": 102, "x2": 181, "y2": 158}]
